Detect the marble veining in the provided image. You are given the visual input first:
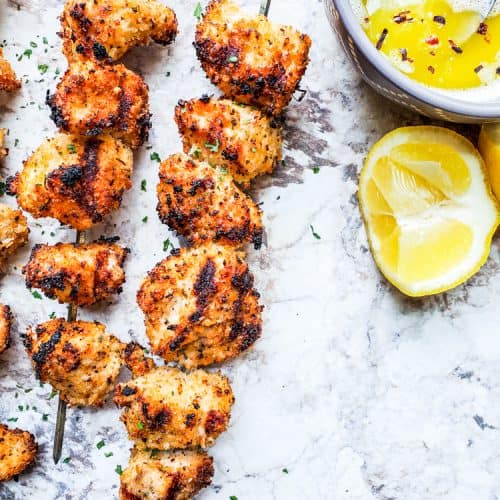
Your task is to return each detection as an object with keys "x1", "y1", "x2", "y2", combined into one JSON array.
[{"x1": 0, "y1": 0, "x2": 499, "y2": 499}]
